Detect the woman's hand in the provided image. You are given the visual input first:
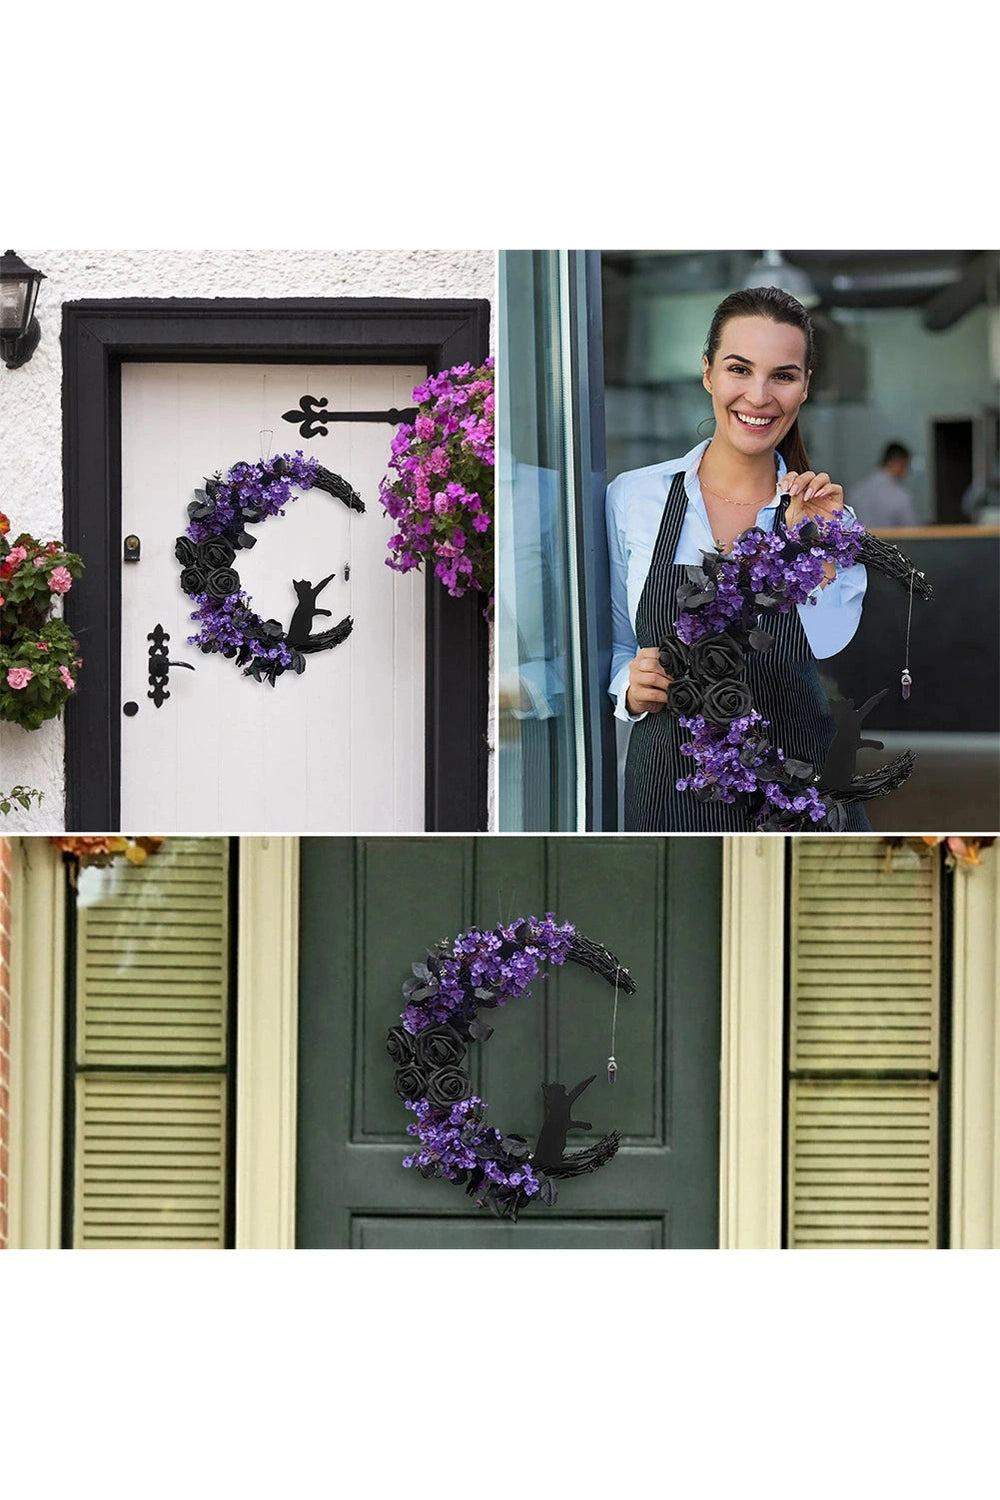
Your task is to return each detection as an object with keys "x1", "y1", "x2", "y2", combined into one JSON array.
[
  {"x1": 781, "y1": 471, "x2": 844, "y2": 529},
  {"x1": 782, "y1": 472, "x2": 845, "y2": 583},
  {"x1": 626, "y1": 647, "x2": 672, "y2": 715}
]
